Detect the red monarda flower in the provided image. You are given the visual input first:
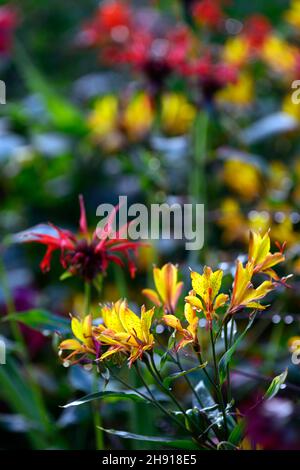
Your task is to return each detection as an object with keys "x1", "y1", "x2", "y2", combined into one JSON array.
[
  {"x1": 0, "y1": 6, "x2": 18, "y2": 55},
  {"x1": 80, "y1": 0, "x2": 131, "y2": 47},
  {"x1": 114, "y1": 26, "x2": 192, "y2": 96},
  {"x1": 183, "y1": 55, "x2": 237, "y2": 101},
  {"x1": 243, "y1": 15, "x2": 271, "y2": 49},
  {"x1": 192, "y1": 0, "x2": 224, "y2": 27},
  {"x1": 15, "y1": 196, "x2": 142, "y2": 281}
]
